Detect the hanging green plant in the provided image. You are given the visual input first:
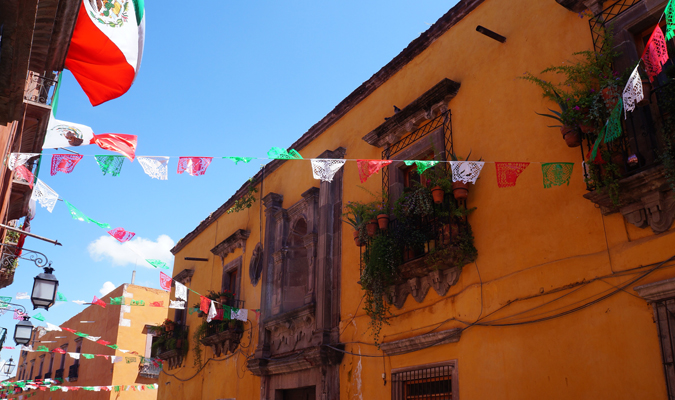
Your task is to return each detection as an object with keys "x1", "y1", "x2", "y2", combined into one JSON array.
[
  {"x1": 227, "y1": 180, "x2": 258, "y2": 214},
  {"x1": 360, "y1": 233, "x2": 399, "y2": 344}
]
